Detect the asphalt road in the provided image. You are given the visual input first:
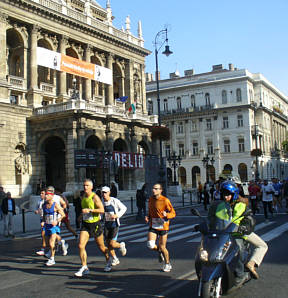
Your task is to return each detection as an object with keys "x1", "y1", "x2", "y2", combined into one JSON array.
[{"x1": 0, "y1": 207, "x2": 288, "y2": 298}]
